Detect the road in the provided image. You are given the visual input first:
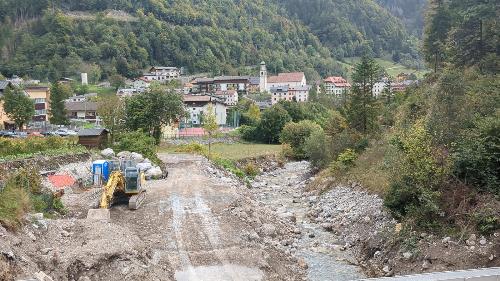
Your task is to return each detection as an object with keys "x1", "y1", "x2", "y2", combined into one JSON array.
[{"x1": 109, "y1": 154, "x2": 304, "y2": 281}]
